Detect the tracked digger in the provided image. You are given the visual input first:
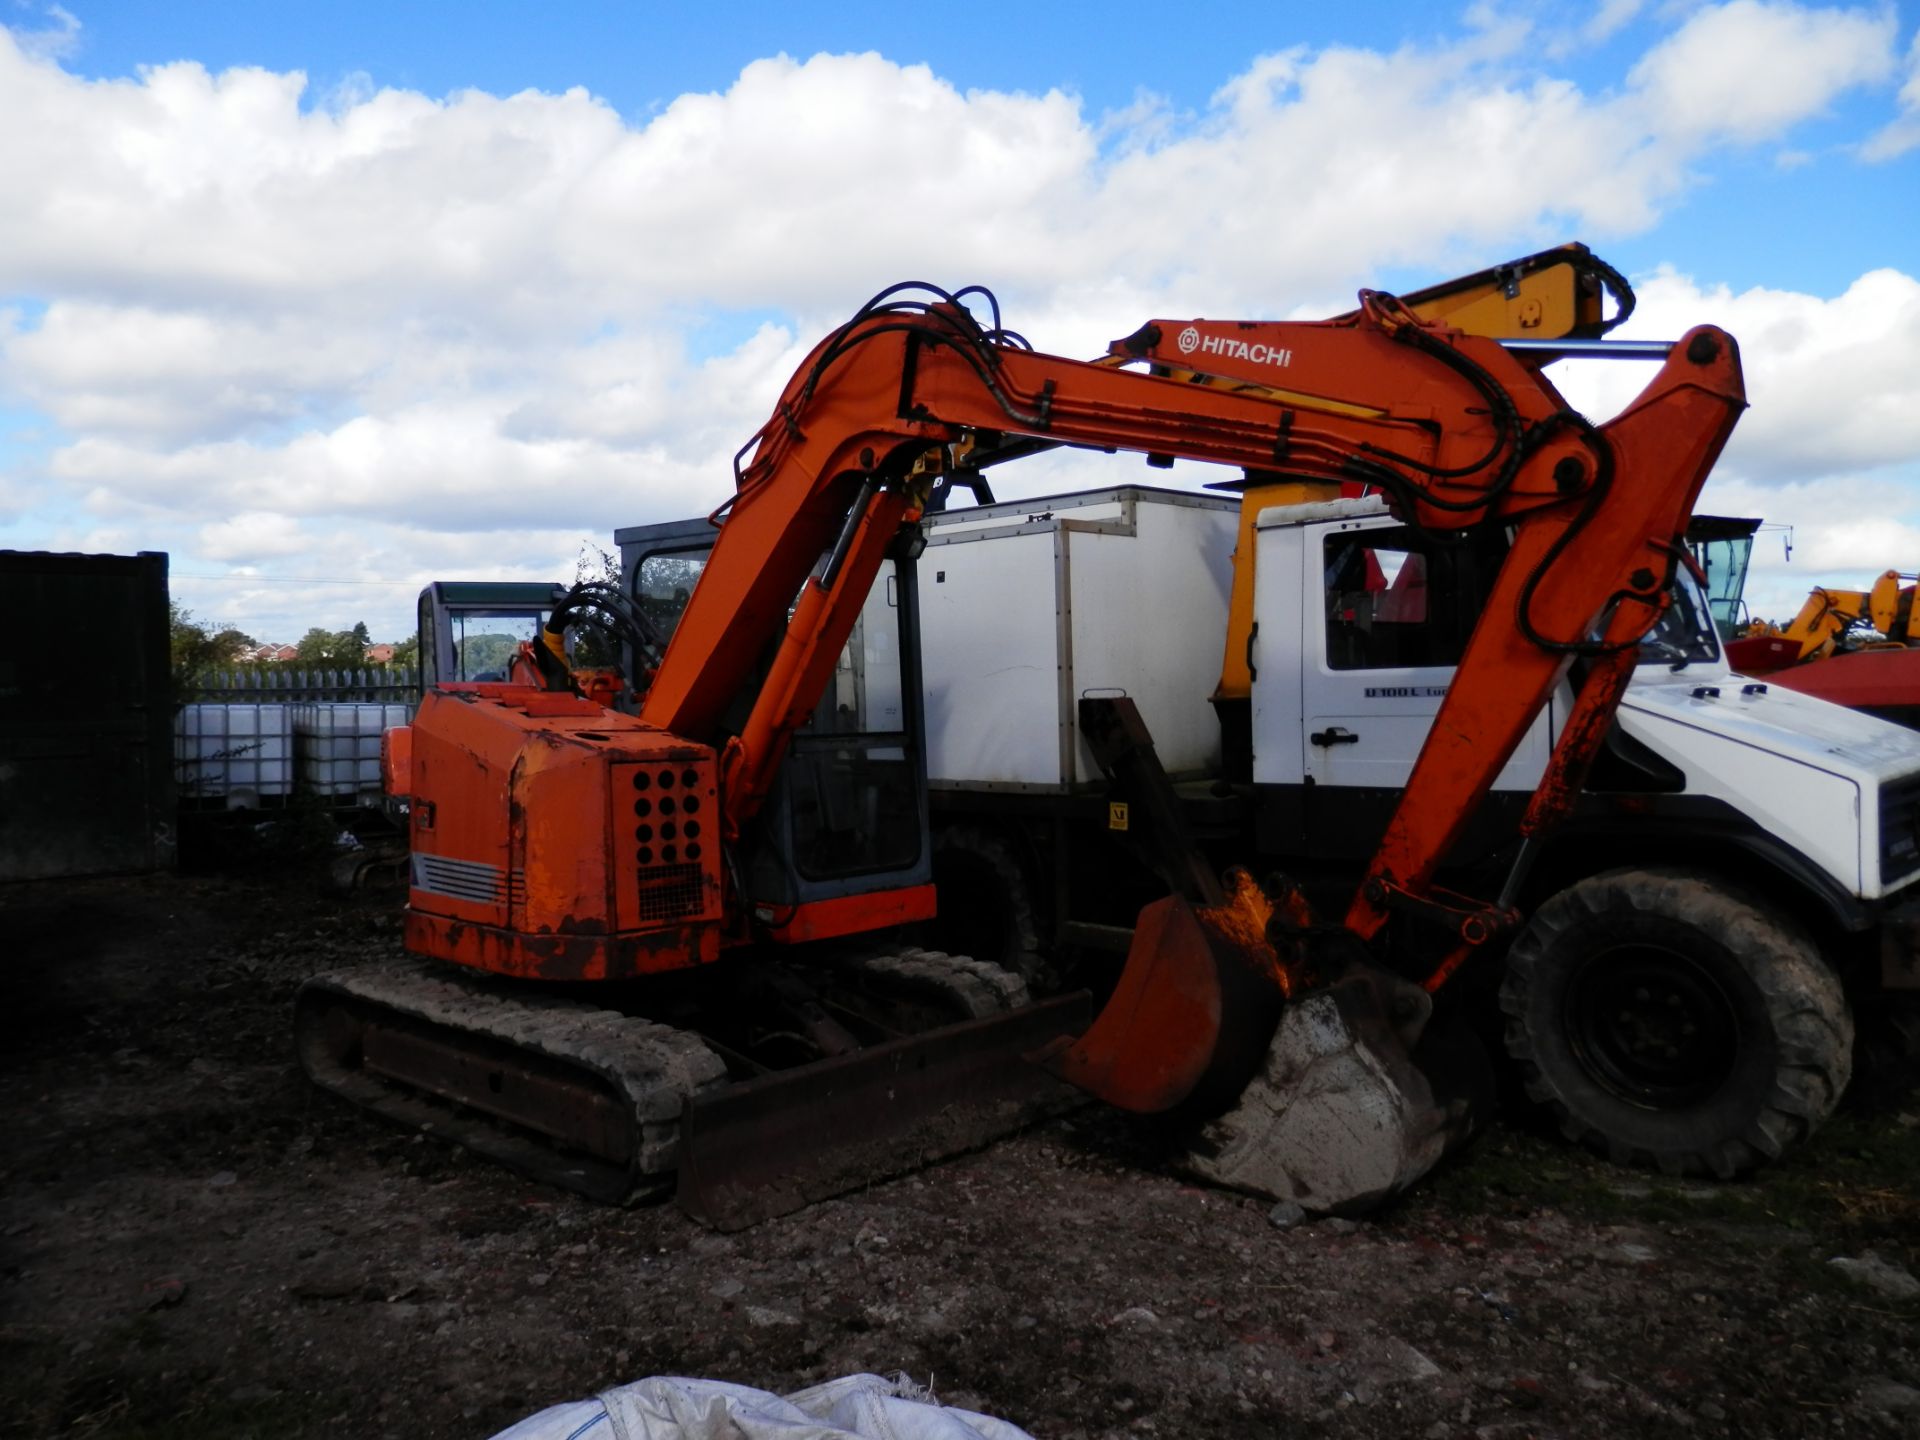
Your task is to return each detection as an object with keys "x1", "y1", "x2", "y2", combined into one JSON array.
[{"x1": 297, "y1": 265, "x2": 1746, "y2": 1225}]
